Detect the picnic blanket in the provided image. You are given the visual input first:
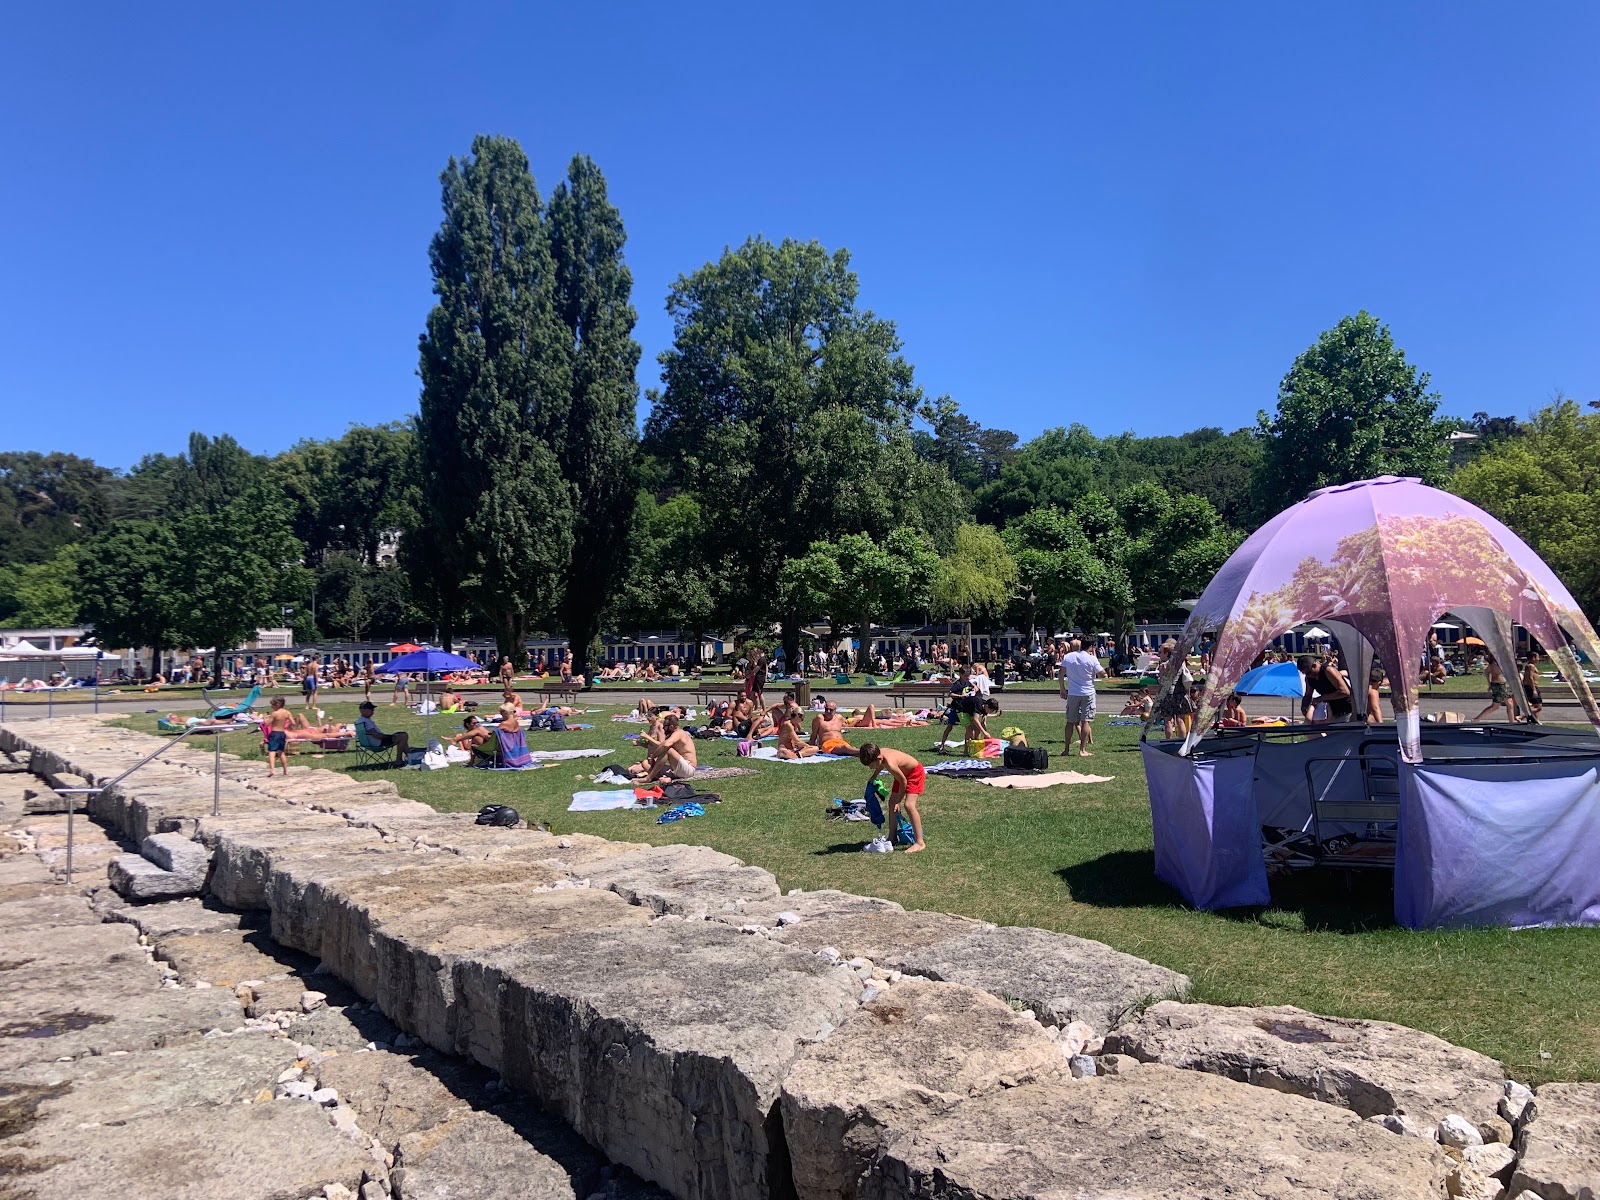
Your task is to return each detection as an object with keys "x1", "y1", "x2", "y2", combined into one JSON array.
[
  {"x1": 749, "y1": 748, "x2": 847, "y2": 762},
  {"x1": 973, "y1": 770, "x2": 1113, "y2": 789},
  {"x1": 925, "y1": 759, "x2": 994, "y2": 774},
  {"x1": 527, "y1": 748, "x2": 612, "y2": 762},
  {"x1": 690, "y1": 765, "x2": 757, "y2": 780}
]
